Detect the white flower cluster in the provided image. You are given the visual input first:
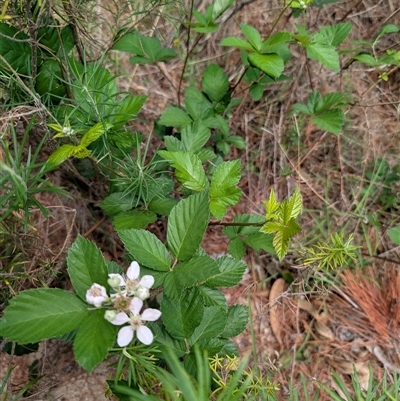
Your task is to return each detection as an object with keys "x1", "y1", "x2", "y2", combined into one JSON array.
[{"x1": 85, "y1": 261, "x2": 161, "y2": 347}]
